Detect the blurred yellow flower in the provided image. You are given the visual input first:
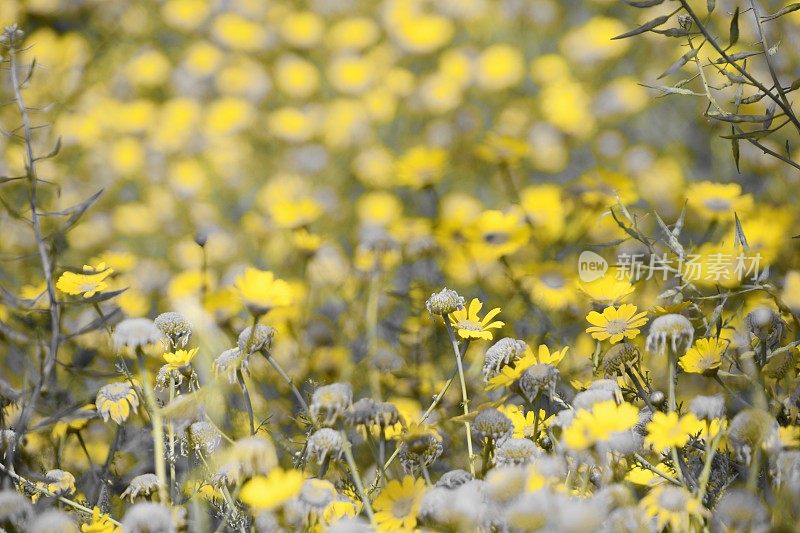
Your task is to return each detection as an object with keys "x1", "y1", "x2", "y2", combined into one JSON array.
[
  {"x1": 234, "y1": 268, "x2": 293, "y2": 316},
  {"x1": 373, "y1": 476, "x2": 426, "y2": 531},
  {"x1": 56, "y1": 262, "x2": 114, "y2": 298},
  {"x1": 239, "y1": 468, "x2": 304, "y2": 510},
  {"x1": 645, "y1": 411, "x2": 701, "y2": 451},
  {"x1": 679, "y1": 337, "x2": 726, "y2": 376},
  {"x1": 686, "y1": 181, "x2": 753, "y2": 221}
]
